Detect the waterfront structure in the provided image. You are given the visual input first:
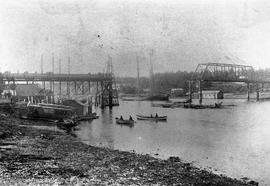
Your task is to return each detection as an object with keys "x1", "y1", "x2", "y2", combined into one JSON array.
[
  {"x1": 0, "y1": 72, "x2": 118, "y2": 108},
  {"x1": 201, "y1": 90, "x2": 223, "y2": 99}
]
